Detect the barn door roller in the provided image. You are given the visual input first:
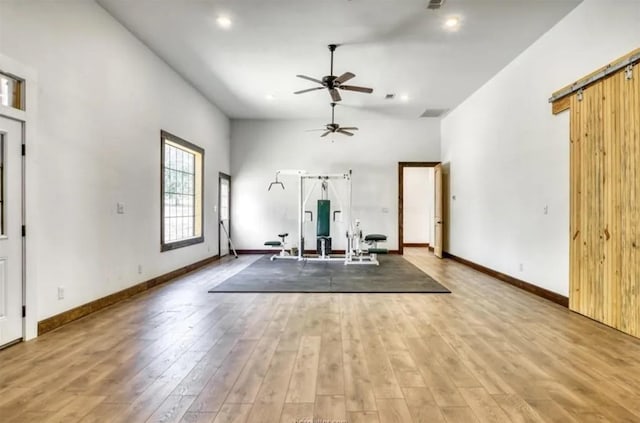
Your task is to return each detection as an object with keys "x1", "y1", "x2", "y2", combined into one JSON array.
[{"x1": 625, "y1": 64, "x2": 633, "y2": 80}]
